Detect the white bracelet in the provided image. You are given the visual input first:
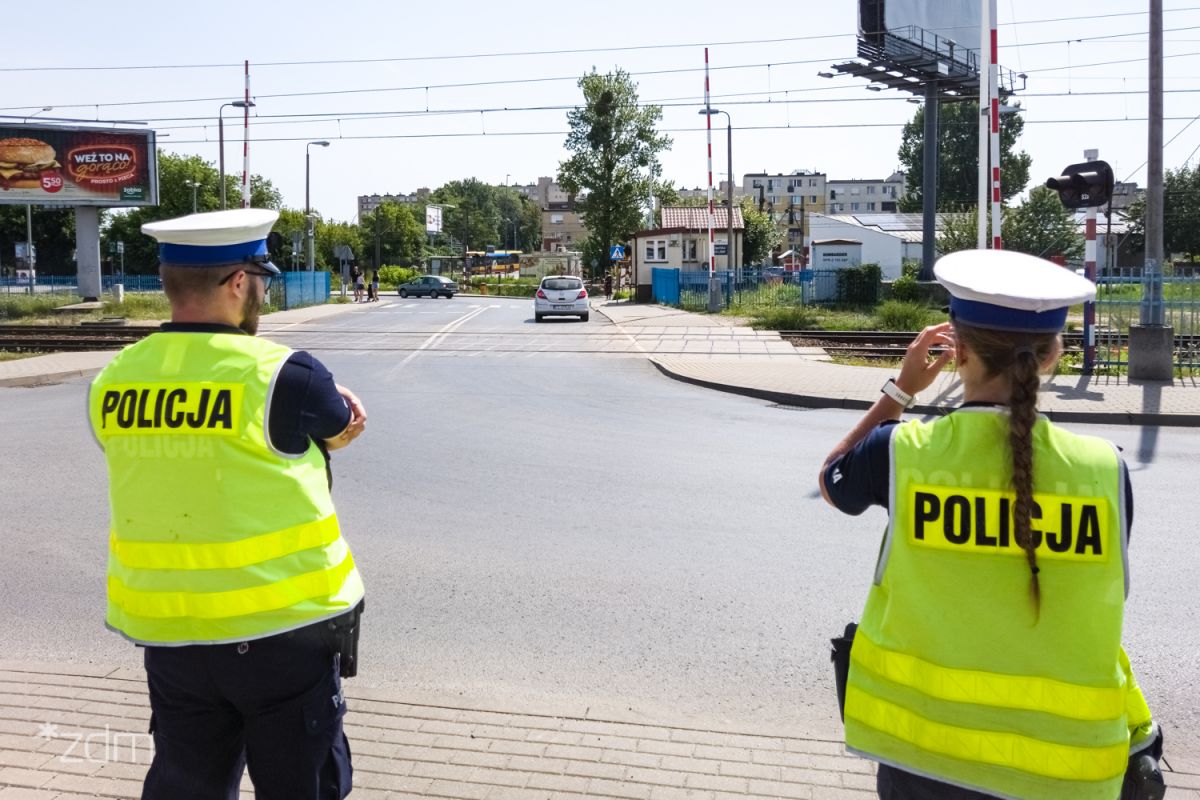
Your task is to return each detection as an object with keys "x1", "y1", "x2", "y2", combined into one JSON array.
[{"x1": 881, "y1": 378, "x2": 915, "y2": 409}]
